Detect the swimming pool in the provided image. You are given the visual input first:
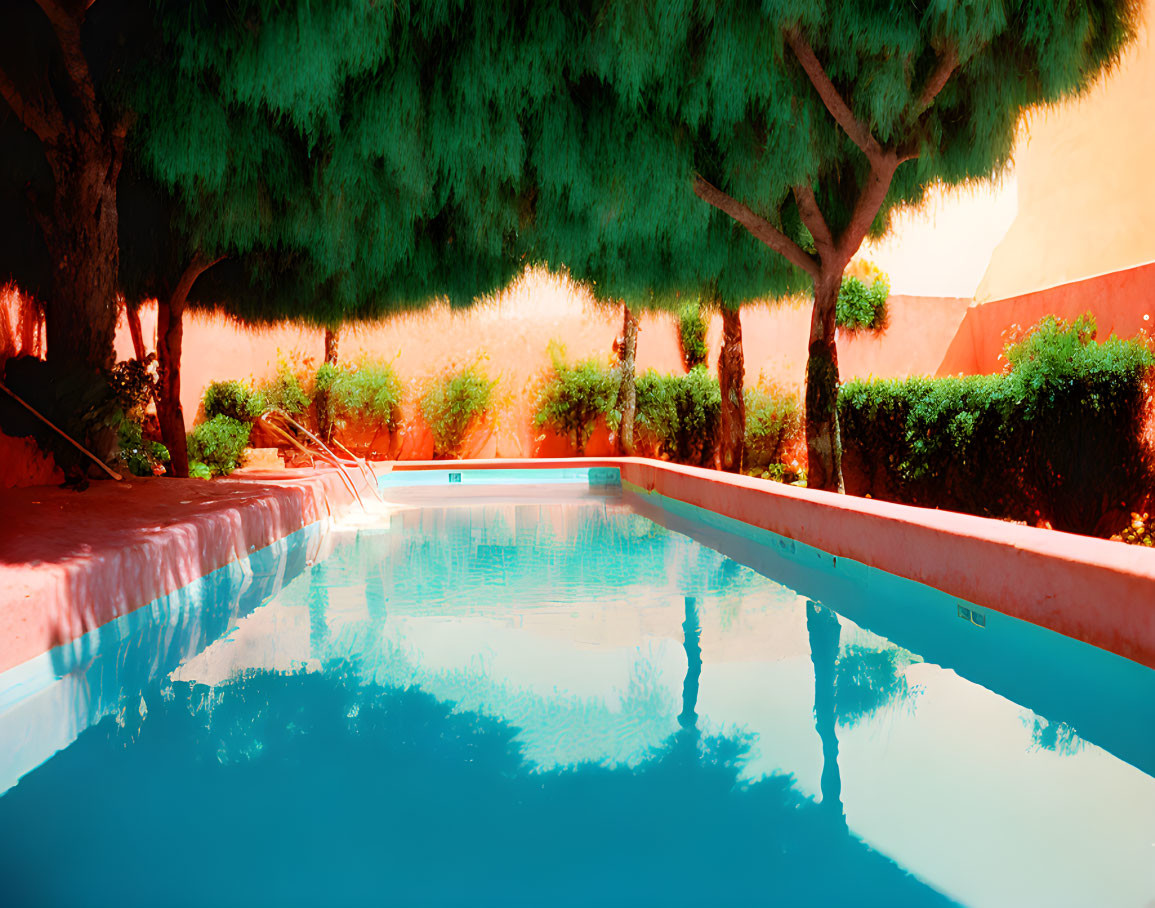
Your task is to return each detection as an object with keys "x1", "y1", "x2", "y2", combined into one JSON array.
[{"x1": 1, "y1": 468, "x2": 1152, "y2": 906}]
